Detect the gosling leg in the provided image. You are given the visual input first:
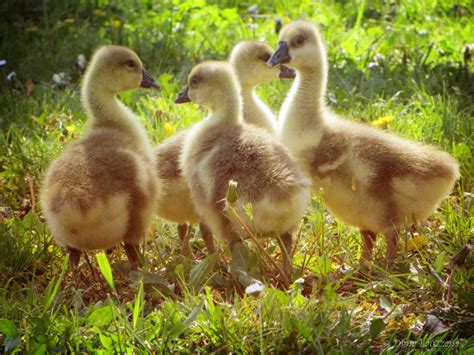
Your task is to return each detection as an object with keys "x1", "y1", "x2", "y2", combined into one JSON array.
[
  {"x1": 177, "y1": 223, "x2": 192, "y2": 256},
  {"x1": 385, "y1": 229, "x2": 399, "y2": 267},
  {"x1": 67, "y1": 246, "x2": 81, "y2": 272},
  {"x1": 360, "y1": 230, "x2": 377, "y2": 263},
  {"x1": 124, "y1": 243, "x2": 141, "y2": 270},
  {"x1": 278, "y1": 232, "x2": 293, "y2": 278},
  {"x1": 199, "y1": 222, "x2": 216, "y2": 254}
]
